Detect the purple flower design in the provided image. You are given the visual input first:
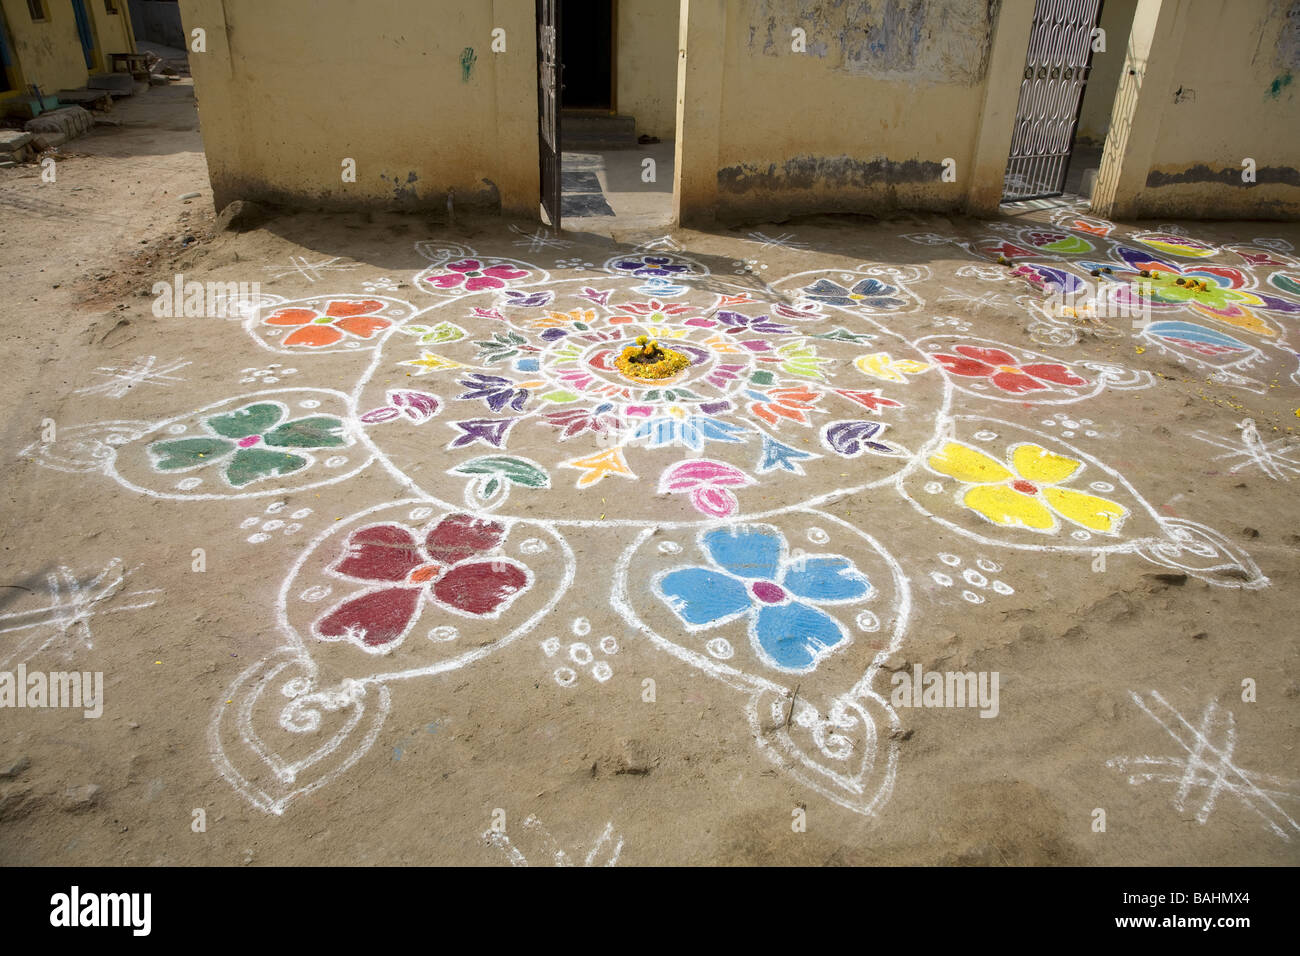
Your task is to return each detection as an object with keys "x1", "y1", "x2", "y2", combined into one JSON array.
[
  {"x1": 448, "y1": 418, "x2": 518, "y2": 449},
  {"x1": 823, "y1": 420, "x2": 896, "y2": 458},
  {"x1": 502, "y1": 289, "x2": 555, "y2": 308},
  {"x1": 714, "y1": 311, "x2": 793, "y2": 336},
  {"x1": 457, "y1": 373, "x2": 531, "y2": 413},
  {"x1": 614, "y1": 255, "x2": 691, "y2": 279}
]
